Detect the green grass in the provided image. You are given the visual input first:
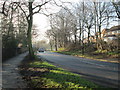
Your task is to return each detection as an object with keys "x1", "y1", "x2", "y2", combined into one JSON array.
[{"x1": 29, "y1": 61, "x2": 99, "y2": 88}]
